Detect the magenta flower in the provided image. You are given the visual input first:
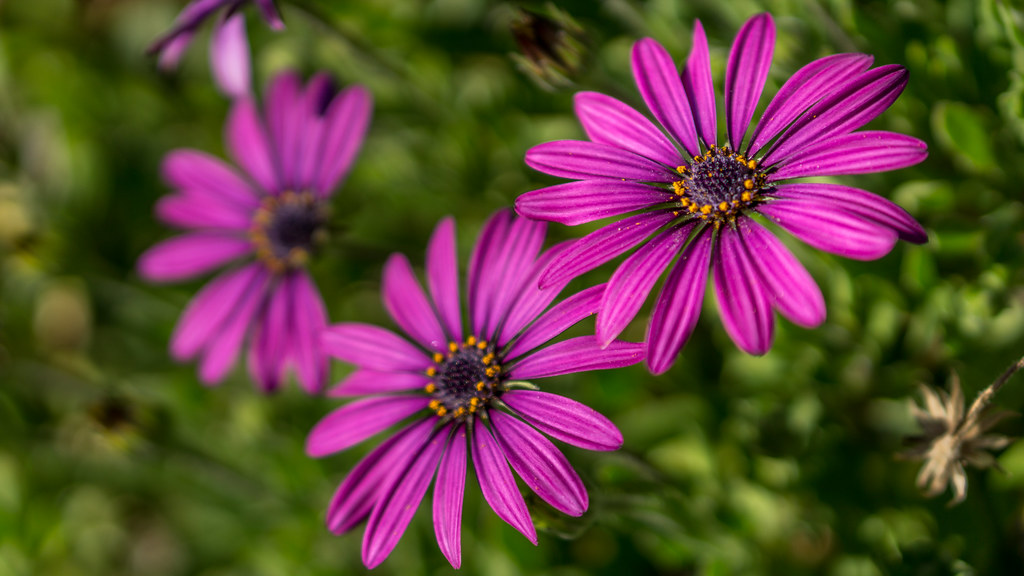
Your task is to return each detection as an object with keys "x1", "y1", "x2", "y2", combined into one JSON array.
[
  {"x1": 517, "y1": 13, "x2": 928, "y2": 374},
  {"x1": 138, "y1": 71, "x2": 372, "y2": 393},
  {"x1": 306, "y1": 210, "x2": 644, "y2": 569},
  {"x1": 149, "y1": 0, "x2": 283, "y2": 96}
]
